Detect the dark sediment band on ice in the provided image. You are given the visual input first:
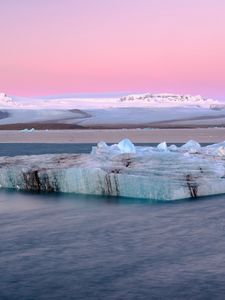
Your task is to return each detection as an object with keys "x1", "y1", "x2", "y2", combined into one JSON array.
[
  {"x1": 0, "y1": 123, "x2": 85, "y2": 130},
  {"x1": 0, "y1": 138, "x2": 225, "y2": 201}
]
